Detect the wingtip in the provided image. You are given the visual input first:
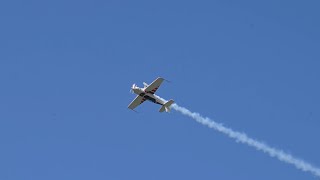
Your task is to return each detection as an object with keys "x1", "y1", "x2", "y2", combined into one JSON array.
[
  {"x1": 157, "y1": 77, "x2": 171, "y2": 83},
  {"x1": 128, "y1": 108, "x2": 139, "y2": 113}
]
